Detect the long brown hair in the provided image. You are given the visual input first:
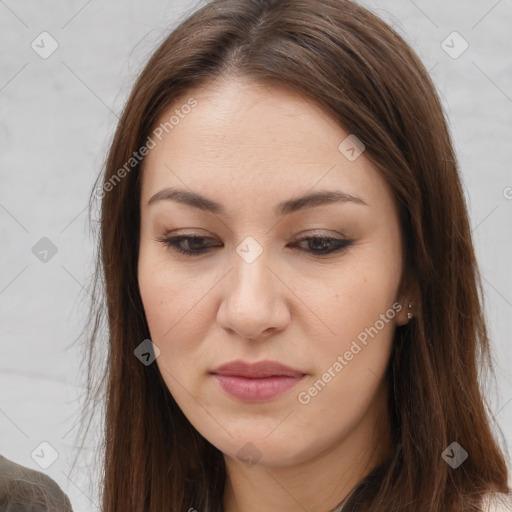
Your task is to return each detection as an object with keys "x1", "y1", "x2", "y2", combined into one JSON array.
[{"x1": 76, "y1": 0, "x2": 511, "y2": 510}]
